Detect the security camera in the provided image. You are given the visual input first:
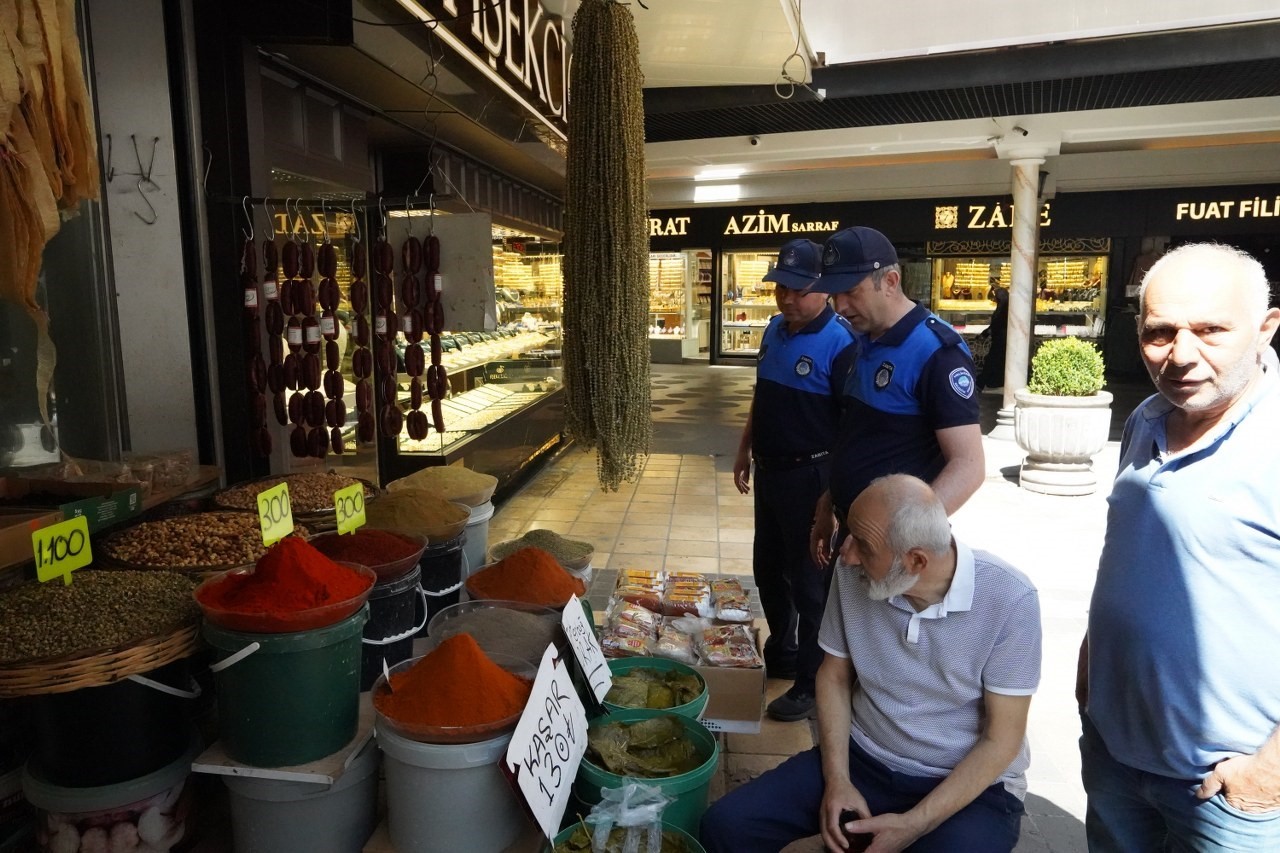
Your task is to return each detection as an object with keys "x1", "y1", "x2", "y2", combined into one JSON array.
[{"x1": 749, "y1": 136, "x2": 761, "y2": 146}]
